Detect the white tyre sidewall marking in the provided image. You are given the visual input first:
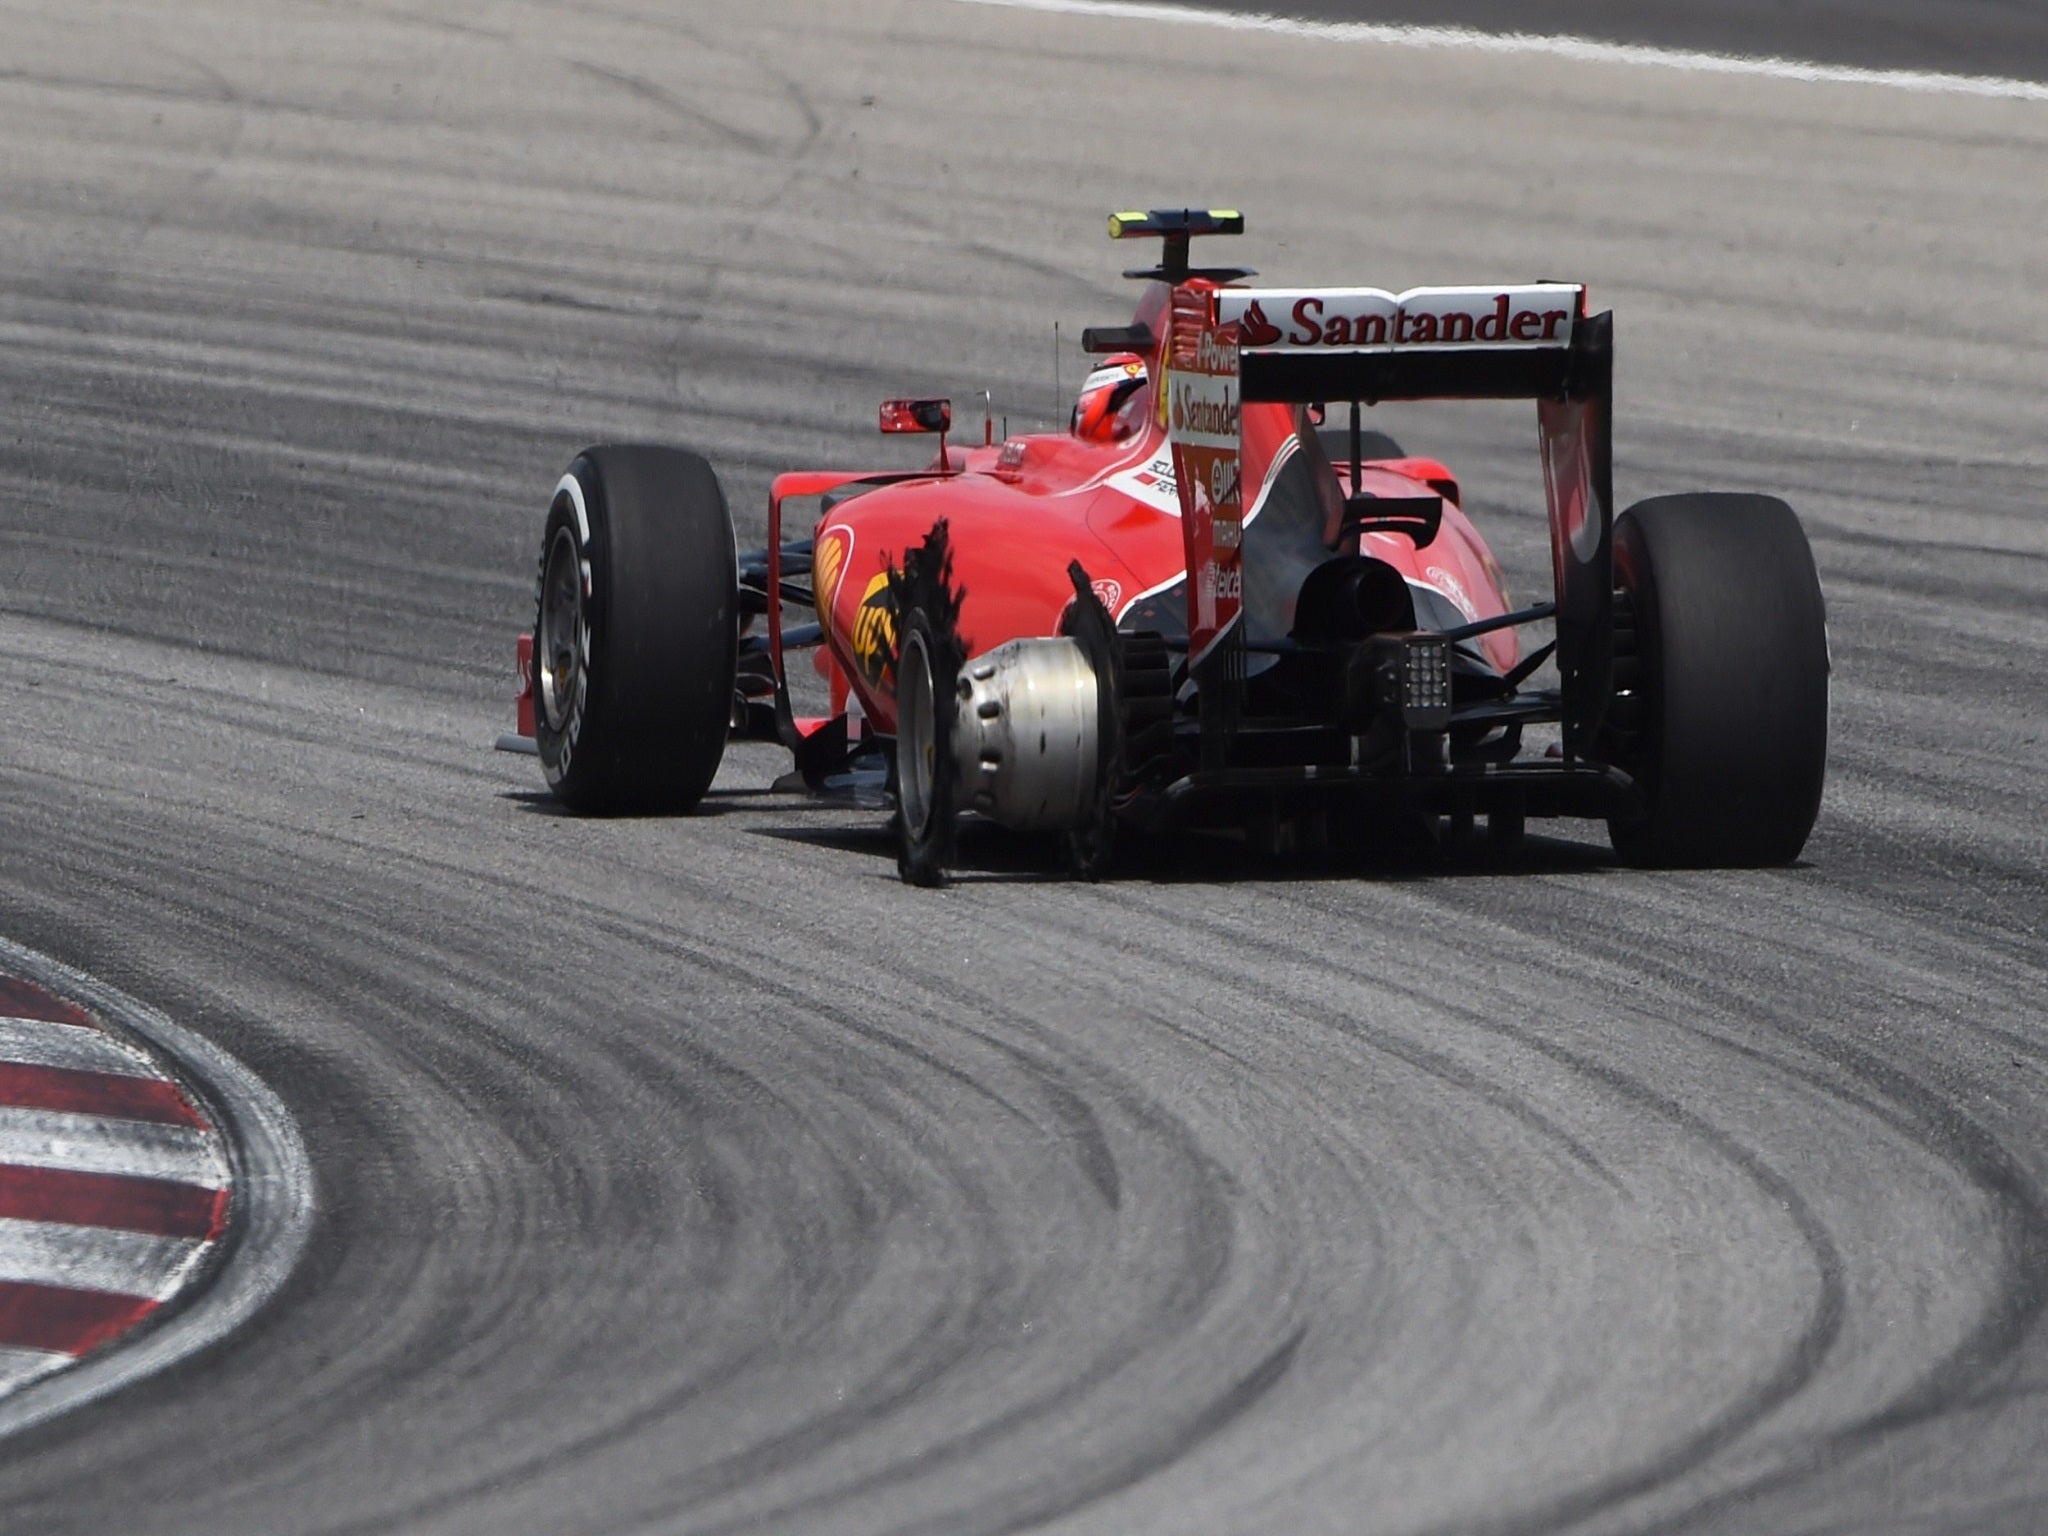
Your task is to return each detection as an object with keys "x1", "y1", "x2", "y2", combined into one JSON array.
[
  {"x1": 555, "y1": 471, "x2": 590, "y2": 548},
  {"x1": 543, "y1": 470, "x2": 597, "y2": 788}
]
